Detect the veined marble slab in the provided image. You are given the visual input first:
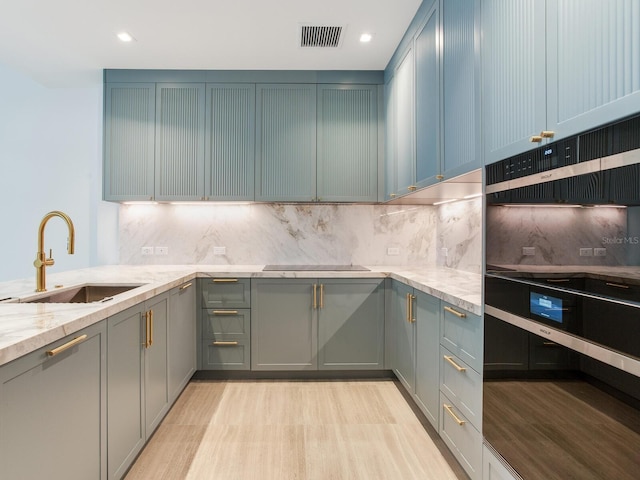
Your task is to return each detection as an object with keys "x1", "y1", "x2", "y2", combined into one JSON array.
[{"x1": 0, "y1": 265, "x2": 482, "y2": 367}]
